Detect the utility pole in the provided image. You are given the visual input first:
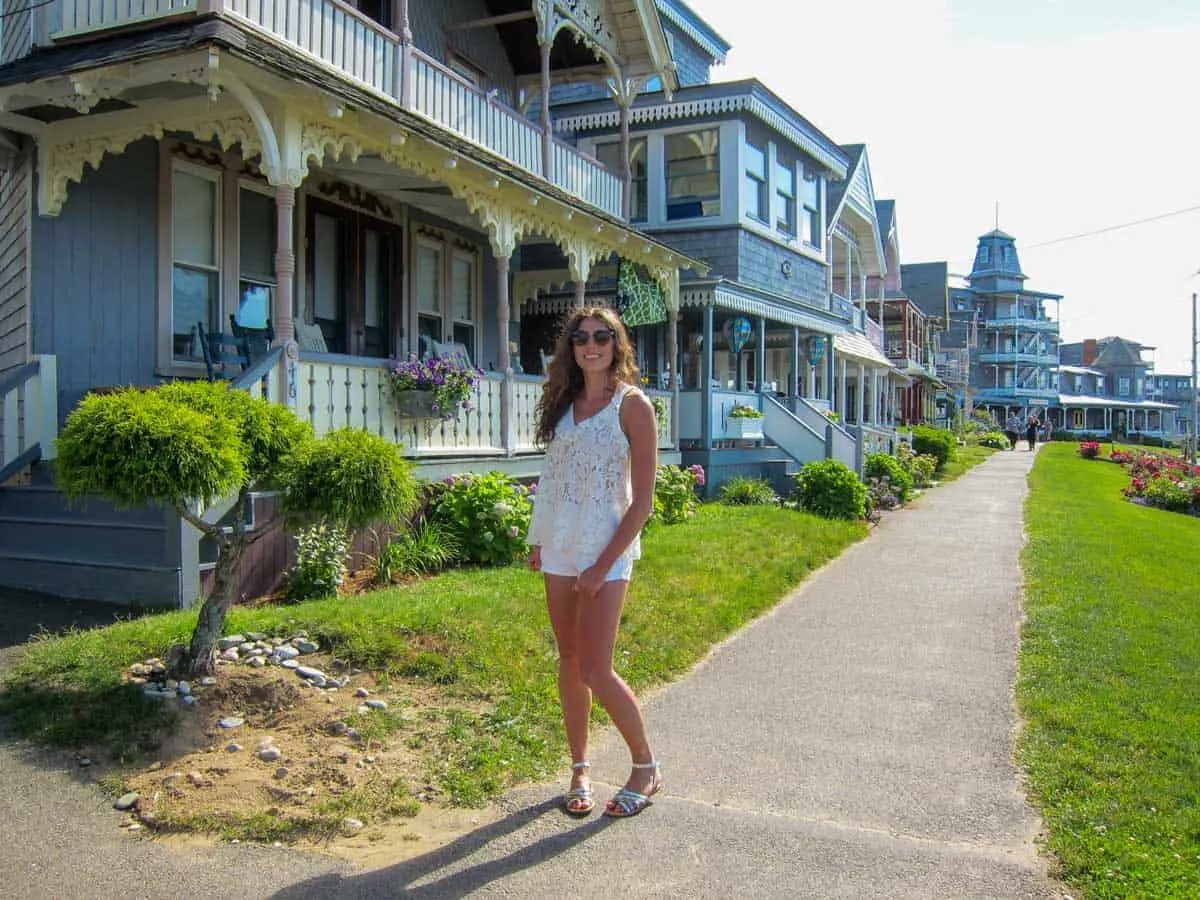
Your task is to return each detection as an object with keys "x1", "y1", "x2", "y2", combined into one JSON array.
[{"x1": 1192, "y1": 293, "x2": 1198, "y2": 465}]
